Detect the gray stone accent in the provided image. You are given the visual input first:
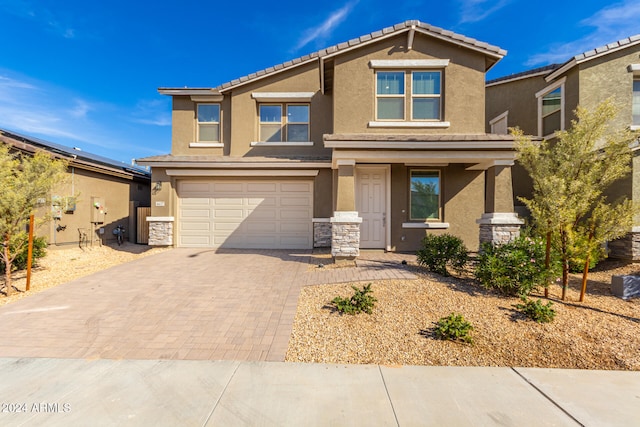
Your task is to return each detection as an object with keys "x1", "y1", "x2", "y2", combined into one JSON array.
[
  {"x1": 148, "y1": 220, "x2": 173, "y2": 246},
  {"x1": 313, "y1": 221, "x2": 332, "y2": 248},
  {"x1": 611, "y1": 275, "x2": 640, "y2": 300},
  {"x1": 608, "y1": 232, "x2": 640, "y2": 261},
  {"x1": 476, "y1": 213, "x2": 524, "y2": 246},
  {"x1": 330, "y1": 212, "x2": 362, "y2": 260},
  {"x1": 479, "y1": 224, "x2": 522, "y2": 246}
]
